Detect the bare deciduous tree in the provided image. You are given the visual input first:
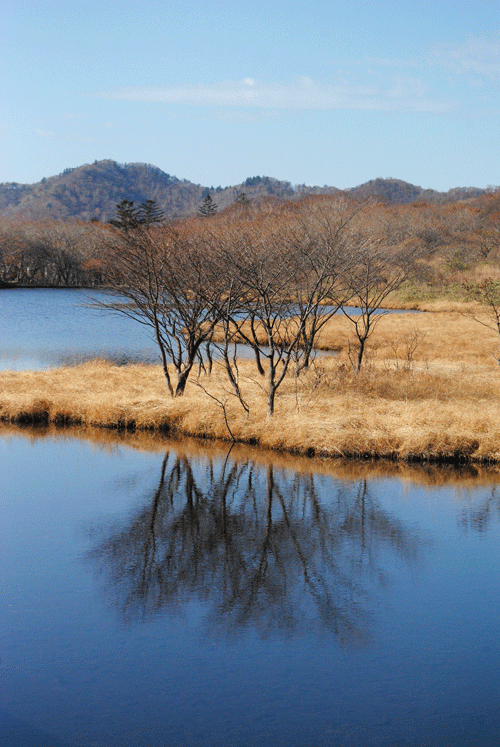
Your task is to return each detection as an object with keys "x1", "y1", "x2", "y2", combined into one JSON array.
[
  {"x1": 202, "y1": 198, "x2": 361, "y2": 415},
  {"x1": 463, "y1": 278, "x2": 500, "y2": 364},
  {"x1": 99, "y1": 221, "x2": 227, "y2": 396},
  {"x1": 222, "y1": 224, "x2": 304, "y2": 416},
  {"x1": 342, "y1": 237, "x2": 420, "y2": 372},
  {"x1": 285, "y1": 196, "x2": 361, "y2": 372}
]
